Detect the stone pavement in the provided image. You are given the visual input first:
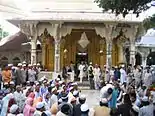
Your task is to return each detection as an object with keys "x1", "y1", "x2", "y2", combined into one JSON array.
[{"x1": 80, "y1": 90, "x2": 100, "y2": 108}]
